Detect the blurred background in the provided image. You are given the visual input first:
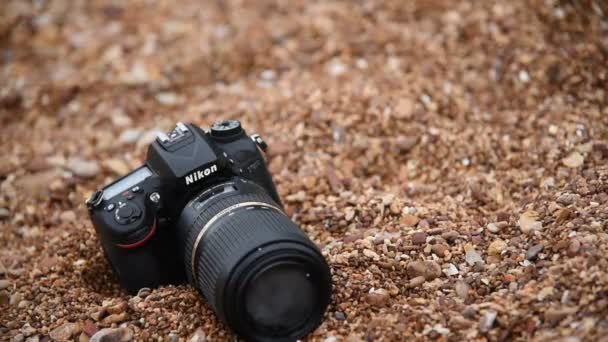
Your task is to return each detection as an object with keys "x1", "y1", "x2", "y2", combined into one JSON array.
[{"x1": 1, "y1": 0, "x2": 607, "y2": 341}]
